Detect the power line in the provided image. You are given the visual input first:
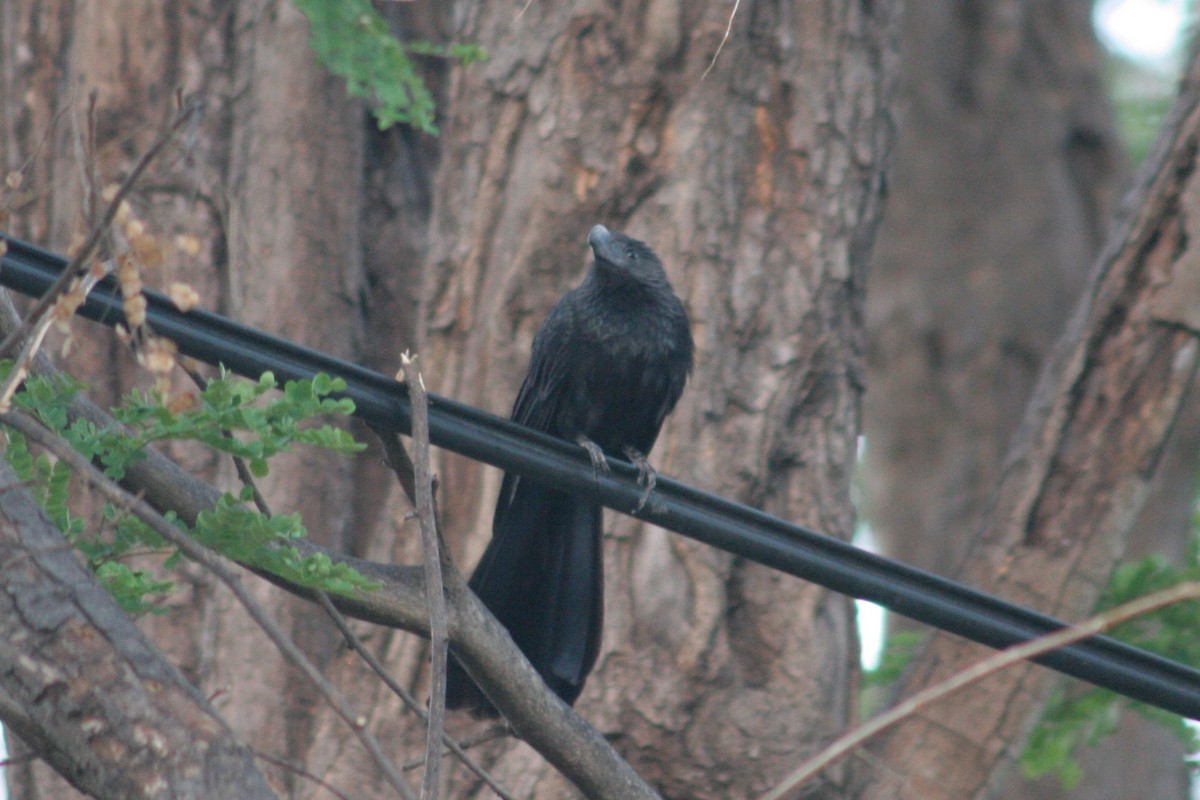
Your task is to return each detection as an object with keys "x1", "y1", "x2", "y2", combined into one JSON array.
[{"x1": 2, "y1": 232, "x2": 1198, "y2": 720}]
